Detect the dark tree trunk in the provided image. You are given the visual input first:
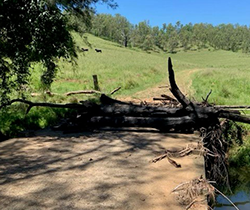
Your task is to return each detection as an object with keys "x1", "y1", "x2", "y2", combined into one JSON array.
[{"x1": 2, "y1": 57, "x2": 250, "y2": 133}]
